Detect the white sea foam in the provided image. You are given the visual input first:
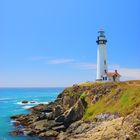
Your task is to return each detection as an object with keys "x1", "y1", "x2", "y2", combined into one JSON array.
[
  {"x1": 22, "y1": 106, "x2": 33, "y2": 109},
  {"x1": 11, "y1": 120, "x2": 17, "y2": 123},
  {"x1": 40, "y1": 101, "x2": 48, "y2": 104}
]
